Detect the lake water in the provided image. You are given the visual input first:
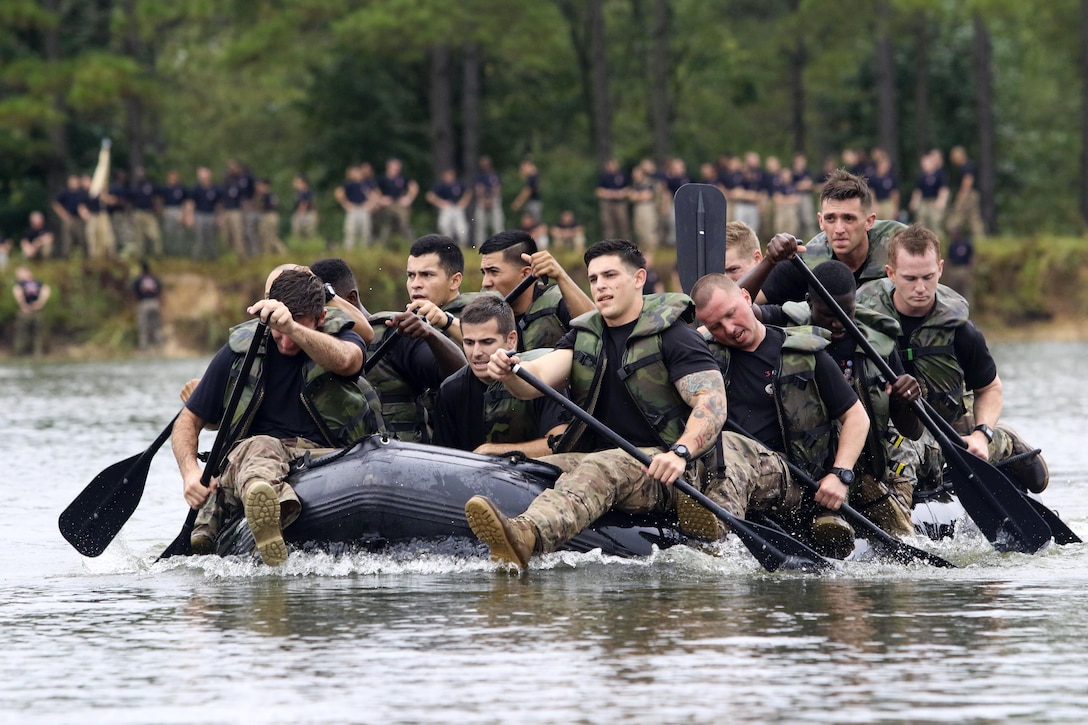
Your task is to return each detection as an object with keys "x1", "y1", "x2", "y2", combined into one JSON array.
[{"x1": 2, "y1": 342, "x2": 1087, "y2": 724}]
